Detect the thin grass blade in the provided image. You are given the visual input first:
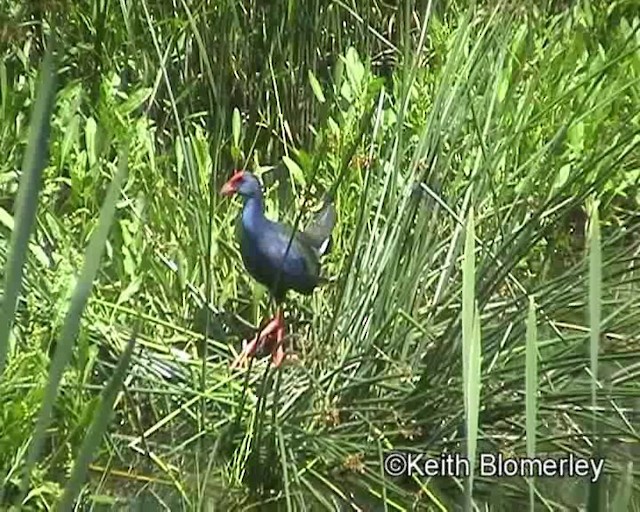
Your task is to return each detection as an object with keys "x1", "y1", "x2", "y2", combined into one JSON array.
[
  {"x1": 525, "y1": 296, "x2": 538, "y2": 512},
  {"x1": 55, "y1": 332, "x2": 137, "y2": 511},
  {"x1": 588, "y1": 200, "x2": 601, "y2": 422},
  {"x1": 611, "y1": 461, "x2": 633, "y2": 511},
  {"x1": 0, "y1": 45, "x2": 57, "y2": 378},
  {"x1": 587, "y1": 199, "x2": 603, "y2": 511},
  {"x1": 19, "y1": 148, "x2": 129, "y2": 500},
  {"x1": 462, "y1": 206, "x2": 481, "y2": 511}
]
